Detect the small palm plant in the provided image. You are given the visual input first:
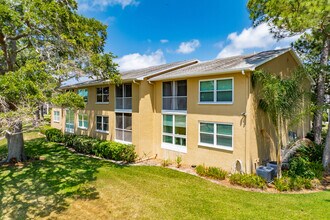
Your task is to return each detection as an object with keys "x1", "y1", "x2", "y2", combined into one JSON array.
[{"x1": 252, "y1": 68, "x2": 309, "y2": 178}]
